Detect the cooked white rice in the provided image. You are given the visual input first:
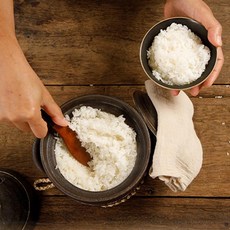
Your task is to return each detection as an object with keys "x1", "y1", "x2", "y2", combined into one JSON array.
[
  {"x1": 147, "y1": 23, "x2": 211, "y2": 85},
  {"x1": 54, "y1": 106, "x2": 137, "y2": 191}
]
